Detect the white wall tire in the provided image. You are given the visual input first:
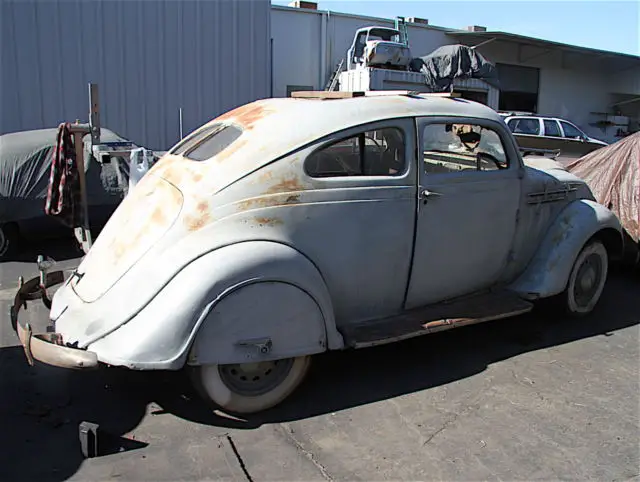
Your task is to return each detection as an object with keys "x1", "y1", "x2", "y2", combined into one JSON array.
[
  {"x1": 564, "y1": 240, "x2": 608, "y2": 316},
  {"x1": 191, "y1": 356, "x2": 311, "y2": 414}
]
